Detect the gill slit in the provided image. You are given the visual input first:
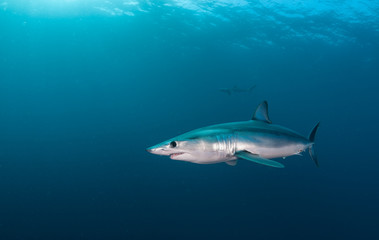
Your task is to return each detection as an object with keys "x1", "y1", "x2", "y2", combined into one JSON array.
[{"x1": 217, "y1": 133, "x2": 237, "y2": 157}]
